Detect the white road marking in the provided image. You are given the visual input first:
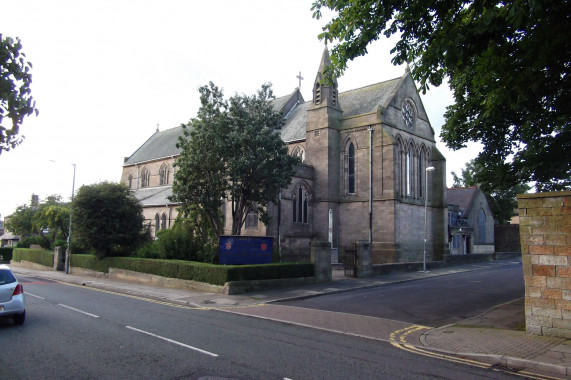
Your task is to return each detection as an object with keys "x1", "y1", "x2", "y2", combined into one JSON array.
[
  {"x1": 126, "y1": 326, "x2": 218, "y2": 357},
  {"x1": 58, "y1": 304, "x2": 100, "y2": 318},
  {"x1": 25, "y1": 292, "x2": 45, "y2": 300}
]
